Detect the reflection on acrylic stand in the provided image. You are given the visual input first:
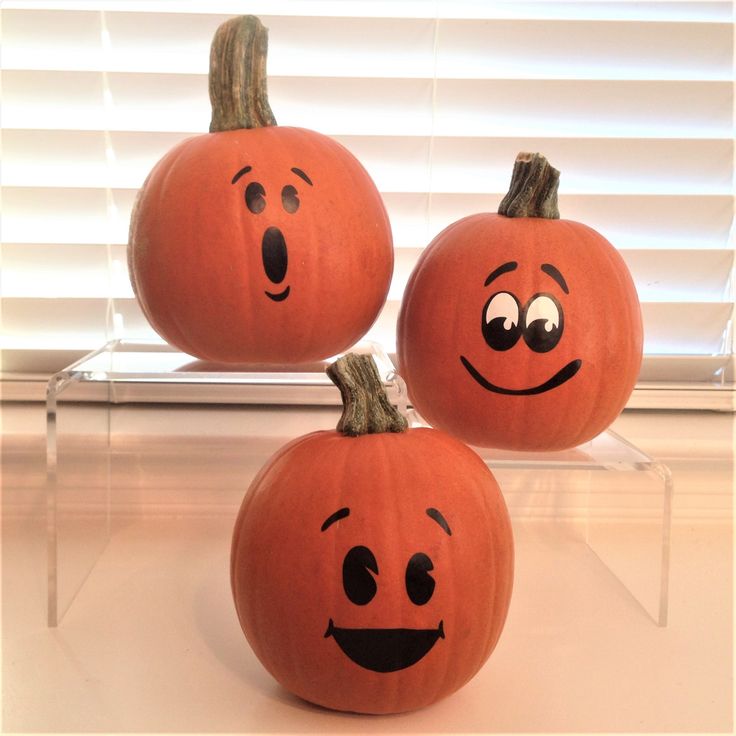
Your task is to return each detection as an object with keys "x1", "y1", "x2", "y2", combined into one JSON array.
[{"x1": 47, "y1": 339, "x2": 670, "y2": 627}]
